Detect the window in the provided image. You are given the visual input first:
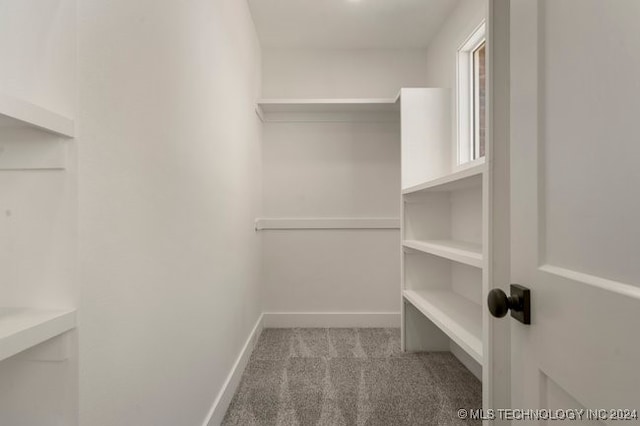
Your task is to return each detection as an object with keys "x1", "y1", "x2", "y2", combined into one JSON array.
[{"x1": 457, "y1": 23, "x2": 486, "y2": 165}]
